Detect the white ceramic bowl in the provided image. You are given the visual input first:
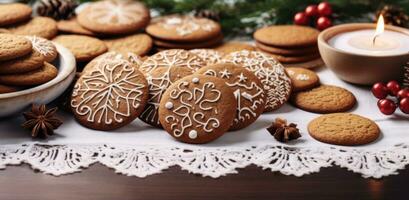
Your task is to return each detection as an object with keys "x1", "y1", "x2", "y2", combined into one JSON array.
[{"x1": 0, "y1": 43, "x2": 76, "y2": 117}]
